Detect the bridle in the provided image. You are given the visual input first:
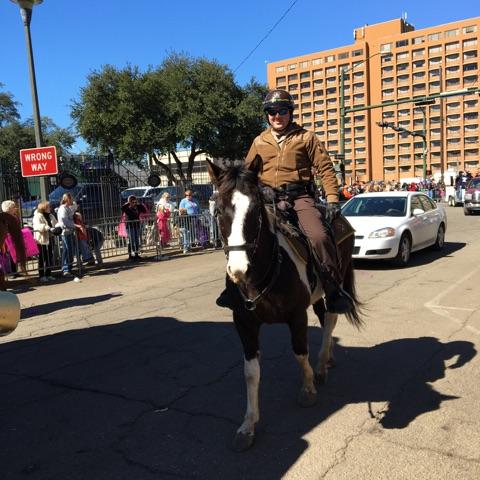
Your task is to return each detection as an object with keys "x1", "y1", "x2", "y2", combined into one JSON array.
[{"x1": 222, "y1": 199, "x2": 283, "y2": 311}]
